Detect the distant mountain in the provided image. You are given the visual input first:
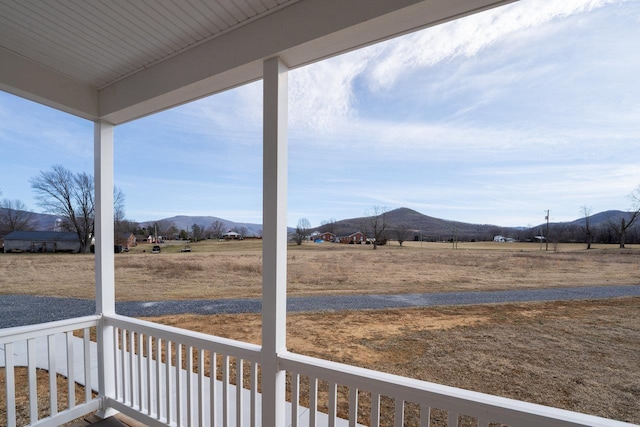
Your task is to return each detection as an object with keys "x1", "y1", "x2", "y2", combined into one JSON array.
[
  {"x1": 140, "y1": 215, "x2": 266, "y2": 237},
  {"x1": 312, "y1": 207, "x2": 516, "y2": 241},
  {"x1": 562, "y1": 210, "x2": 634, "y2": 229}
]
